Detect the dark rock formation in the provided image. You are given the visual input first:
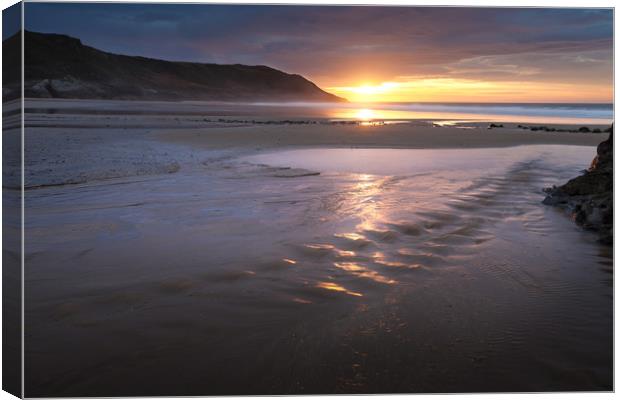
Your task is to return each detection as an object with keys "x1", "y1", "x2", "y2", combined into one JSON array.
[
  {"x1": 3, "y1": 30, "x2": 346, "y2": 102},
  {"x1": 543, "y1": 125, "x2": 613, "y2": 244},
  {"x1": 515, "y1": 124, "x2": 610, "y2": 134}
]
